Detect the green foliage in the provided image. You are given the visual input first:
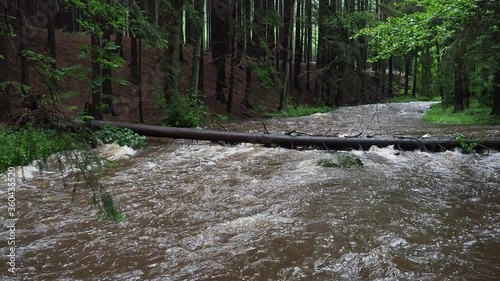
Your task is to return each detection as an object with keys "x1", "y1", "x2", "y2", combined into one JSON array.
[
  {"x1": 98, "y1": 192, "x2": 125, "y2": 222},
  {"x1": 0, "y1": 126, "x2": 86, "y2": 172},
  {"x1": 152, "y1": 82, "x2": 207, "y2": 128},
  {"x1": 455, "y1": 133, "x2": 479, "y2": 154},
  {"x1": 263, "y1": 106, "x2": 333, "y2": 118},
  {"x1": 93, "y1": 125, "x2": 146, "y2": 149},
  {"x1": 163, "y1": 95, "x2": 208, "y2": 128},
  {"x1": 384, "y1": 95, "x2": 440, "y2": 103},
  {"x1": 425, "y1": 101, "x2": 500, "y2": 125},
  {"x1": 214, "y1": 114, "x2": 229, "y2": 123},
  {"x1": 247, "y1": 58, "x2": 278, "y2": 90},
  {"x1": 358, "y1": 0, "x2": 476, "y2": 61},
  {"x1": 317, "y1": 153, "x2": 363, "y2": 168}
]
